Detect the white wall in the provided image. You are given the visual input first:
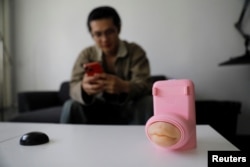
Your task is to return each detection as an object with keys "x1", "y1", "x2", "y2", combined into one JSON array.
[{"x1": 11, "y1": 0, "x2": 250, "y2": 134}]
